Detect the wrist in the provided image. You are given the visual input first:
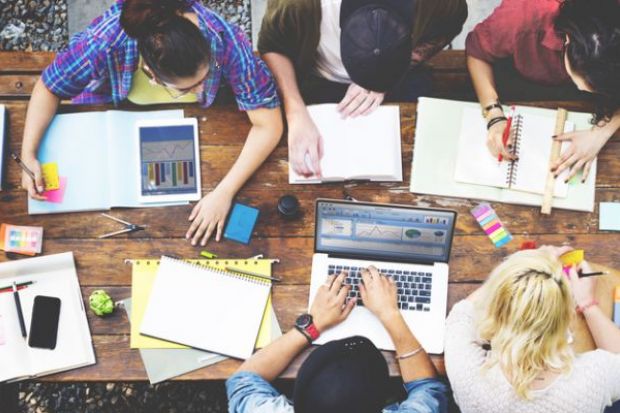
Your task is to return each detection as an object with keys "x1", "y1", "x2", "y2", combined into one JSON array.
[
  {"x1": 212, "y1": 183, "x2": 236, "y2": 199},
  {"x1": 377, "y1": 308, "x2": 401, "y2": 324},
  {"x1": 286, "y1": 105, "x2": 309, "y2": 122},
  {"x1": 20, "y1": 148, "x2": 37, "y2": 162},
  {"x1": 484, "y1": 107, "x2": 505, "y2": 121},
  {"x1": 576, "y1": 299, "x2": 598, "y2": 314}
]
